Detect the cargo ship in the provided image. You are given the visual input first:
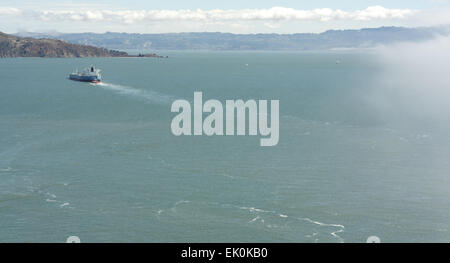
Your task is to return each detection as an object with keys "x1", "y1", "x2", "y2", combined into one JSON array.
[{"x1": 69, "y1": 66, "x2": 101, "y2": 83}]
